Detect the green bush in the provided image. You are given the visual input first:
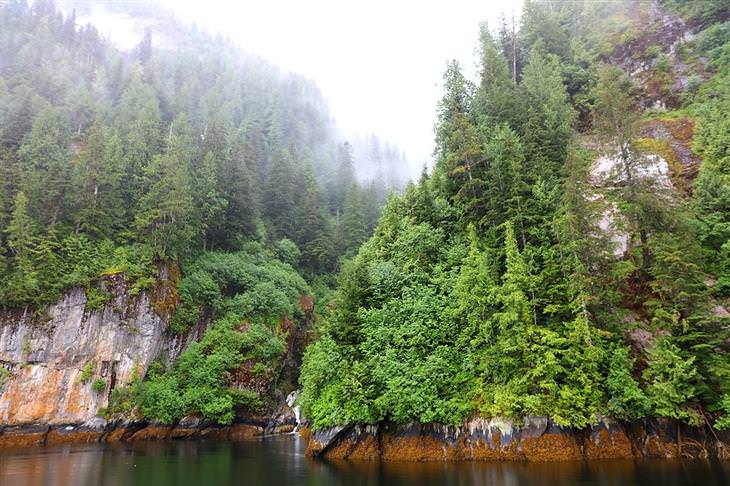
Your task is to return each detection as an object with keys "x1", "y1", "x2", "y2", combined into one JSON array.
[
  {"x1": 139, "y1": 245, "x2": 306, "y2": 424},
  {"x1": 141, "y1": 320, "x2": 285, "y2": 424},
  {"x1": 92, "y1": 378, "x2": 106, "y2": 393},
  {"x1": 85, "y1": 287, "x2": 111, "y2": 311},
  {"x1": 79, "y1": 361, "x2": 94, "y2": 384}
]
